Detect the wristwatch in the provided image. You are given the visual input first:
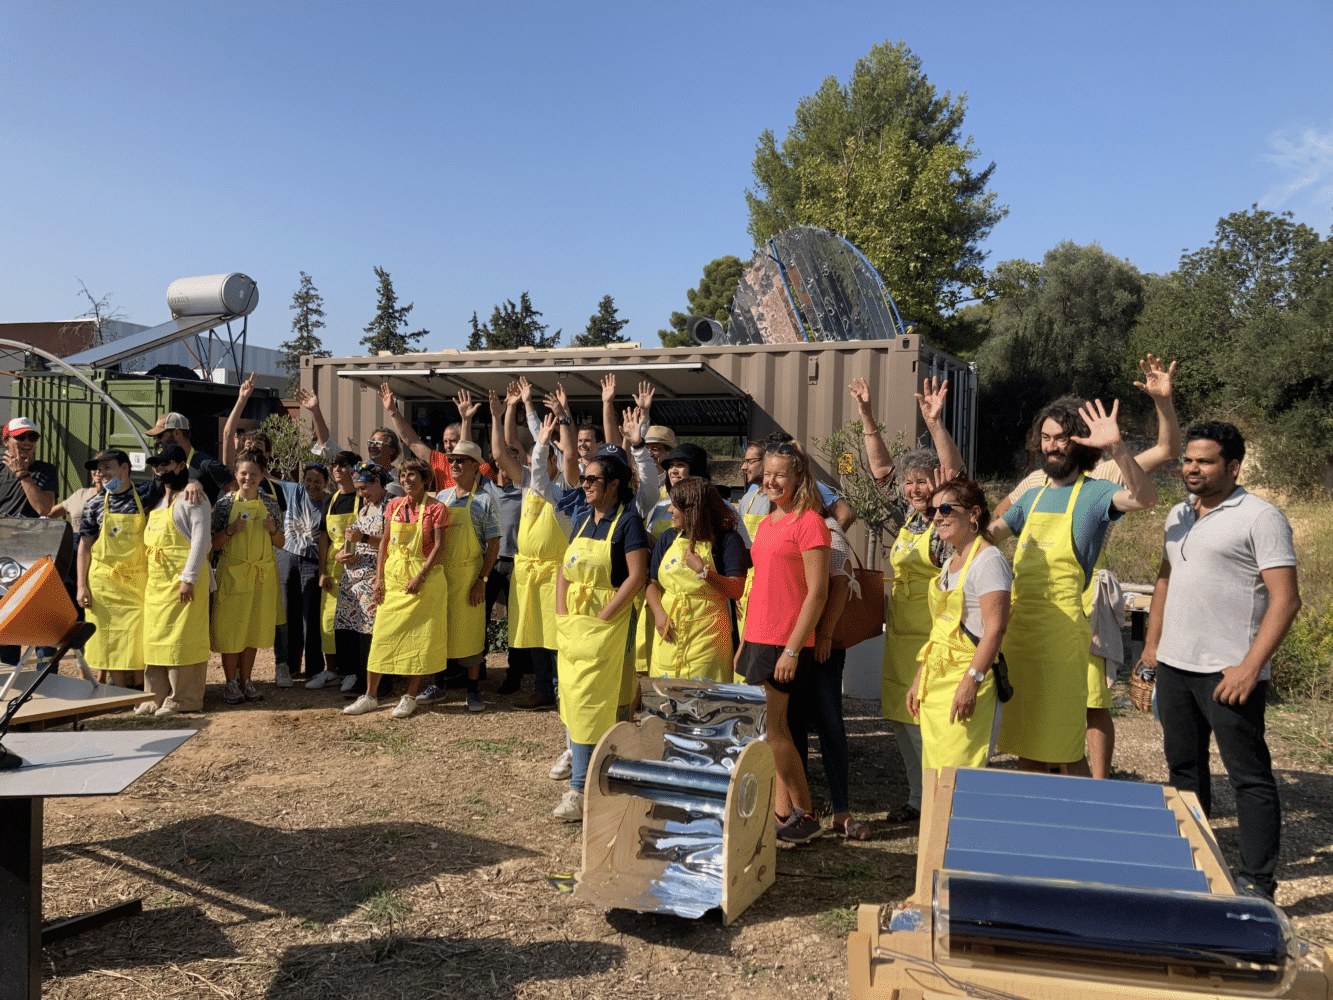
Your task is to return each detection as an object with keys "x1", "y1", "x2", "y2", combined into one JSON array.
[
  {"x1": 783, "y1": 648, "x2": 797, "y2": 658},
  {"x1": 965, "y1": 667, "x2": 987, "y2": 683},
  {"x1": 557, "y1": 417, "x2": 571, "y2": 426}
]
